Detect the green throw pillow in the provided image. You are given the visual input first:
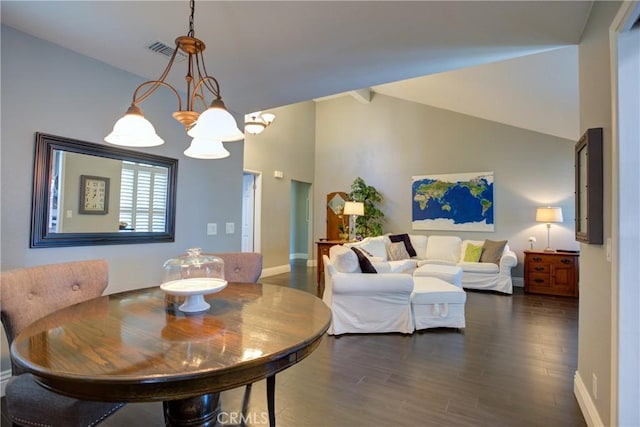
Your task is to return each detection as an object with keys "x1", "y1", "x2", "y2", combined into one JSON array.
[{"x1": 463, "y1": 243, "x2": 483, "y2": 262}]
